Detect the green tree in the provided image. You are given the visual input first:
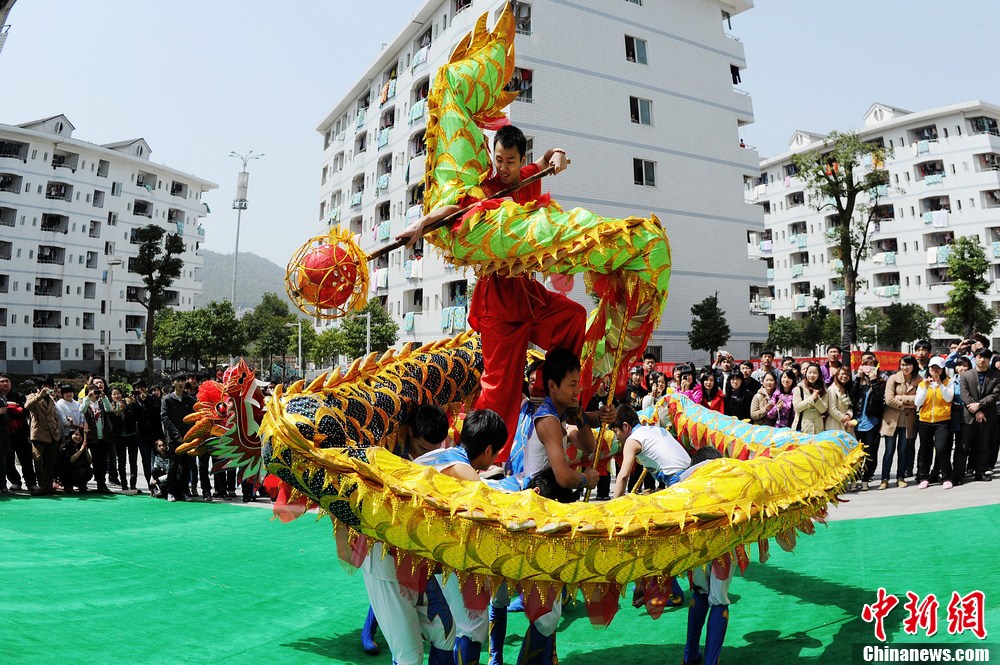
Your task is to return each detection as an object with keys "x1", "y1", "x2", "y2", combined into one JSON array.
[
  {"x1": 800, "y1": 287, "x2": 830, "y2": 355},
  {"x1": 341, "y1": 298, "x2": 399, "y2": 360},
  {"x1": 131, "y1": 224, "x2": 185, "y2": 377},
  {"x1": 879, "y1": 303, "x2": 934, "y2": 350},
  {"x1": 943, "y1": 236, "x2": 998, "y2": 337},
  {"x1": 153, "y1": 309, "x2": 206, "y2": 368},
  {"x1": 244, "y1": 293, "x2": 294, "y2": 369},
  {"x1": 766, "y1": 317, "x2": 801, "y2": 354},
  {"x1": 823, "y1": 313, "x2": 842, "y2": 350},
  {"x1": 199, "y1": 301, "x2": 249, "y2": 364},
  {"x1": 312, "y1": 327, "x2": 346, "y2": 366},
  {"x1": 688, "y1": 291, "x2": 730, "y2": 360},
  {"x1": 857, "y1": 307, "x2": 889, "y2": 349},
  {"x1": 791, "y1": 131, "x2": 895, "y2": 350}
]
